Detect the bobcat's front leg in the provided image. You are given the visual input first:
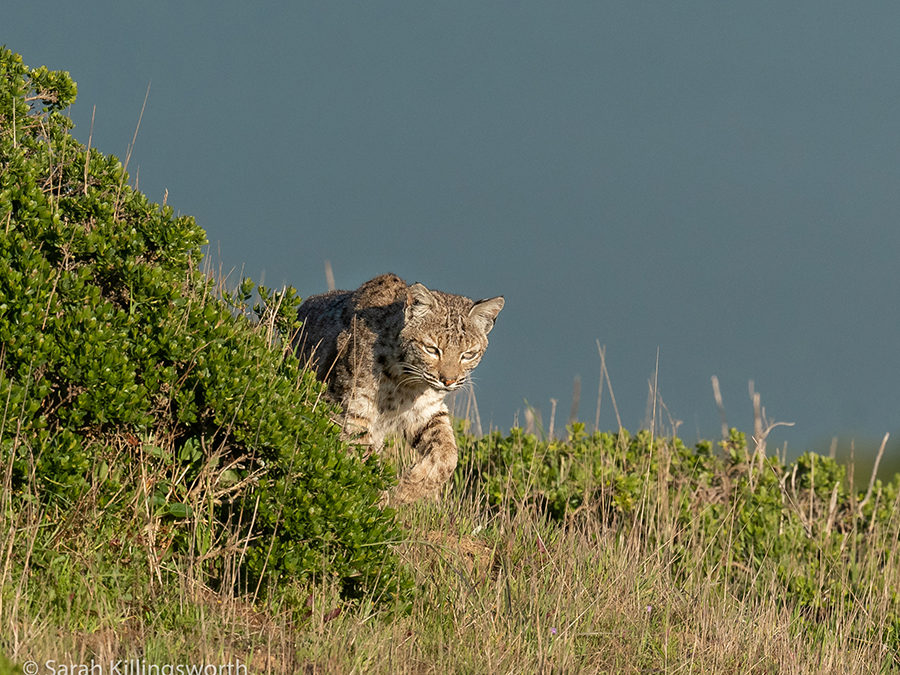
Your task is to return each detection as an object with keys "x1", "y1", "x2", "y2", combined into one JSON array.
[
  {"x1": 389, "y1": 406, "x2": 458, "y2": 505},
  {"x1": 339, "y1": 390, "x2": 382, "y2": 455}
]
